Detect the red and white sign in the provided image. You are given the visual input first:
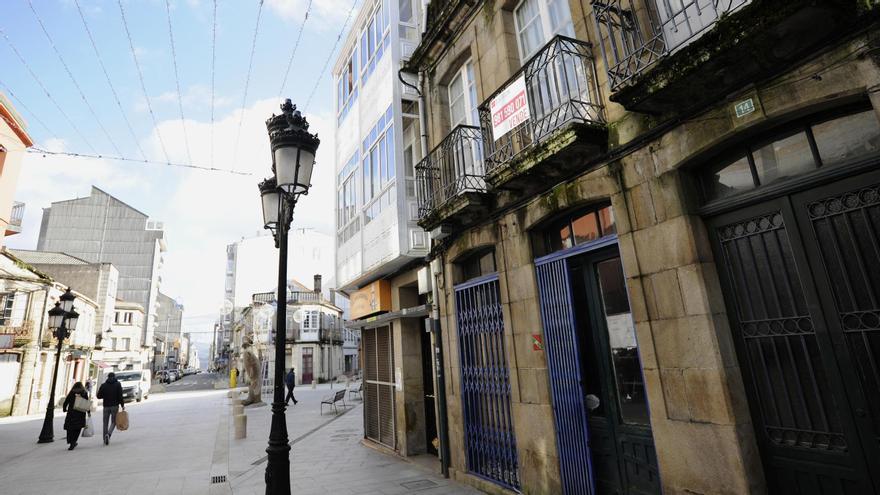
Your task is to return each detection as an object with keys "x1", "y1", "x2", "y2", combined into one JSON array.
[{"x1": 489, "y1": 75, "x2": 530, "y2": 140}]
